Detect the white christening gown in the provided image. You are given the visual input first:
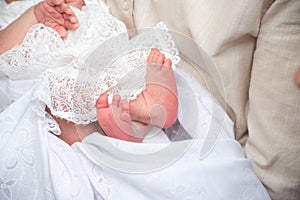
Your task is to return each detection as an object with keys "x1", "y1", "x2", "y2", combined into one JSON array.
[{"x1": 0, "y1": 1, "x2": 270, "y2": 200}]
